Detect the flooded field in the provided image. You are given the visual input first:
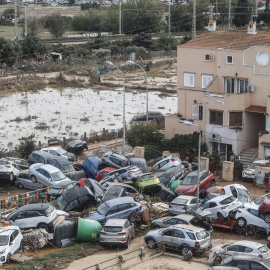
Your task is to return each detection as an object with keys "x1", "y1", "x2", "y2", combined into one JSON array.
[{"x1": 0, "y1": 87, "x2": 177, "y2": 149}]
